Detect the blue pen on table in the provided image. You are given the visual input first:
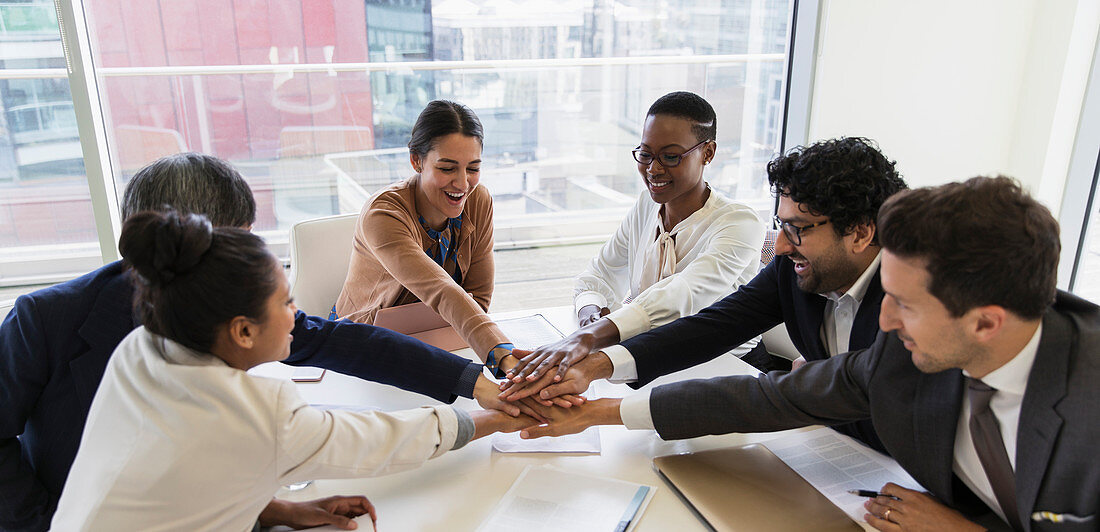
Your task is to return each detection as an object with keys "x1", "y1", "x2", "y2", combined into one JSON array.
[
  {"x1": 613, "y1": 485, "x2": 650, "y2": 532},
  {"x1": 848, "y1": 489, "x2": 901, "y2": 501}
]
